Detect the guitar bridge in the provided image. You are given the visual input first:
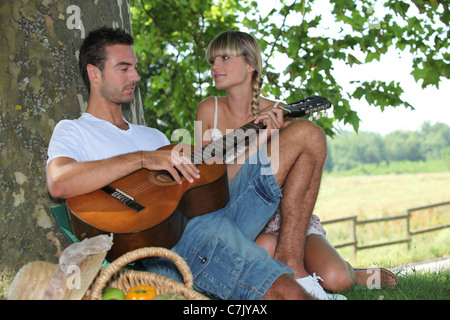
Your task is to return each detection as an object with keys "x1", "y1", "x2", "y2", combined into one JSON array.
[{"x1": 101, "y1": 186, "x2": 145, "y2": 212}]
